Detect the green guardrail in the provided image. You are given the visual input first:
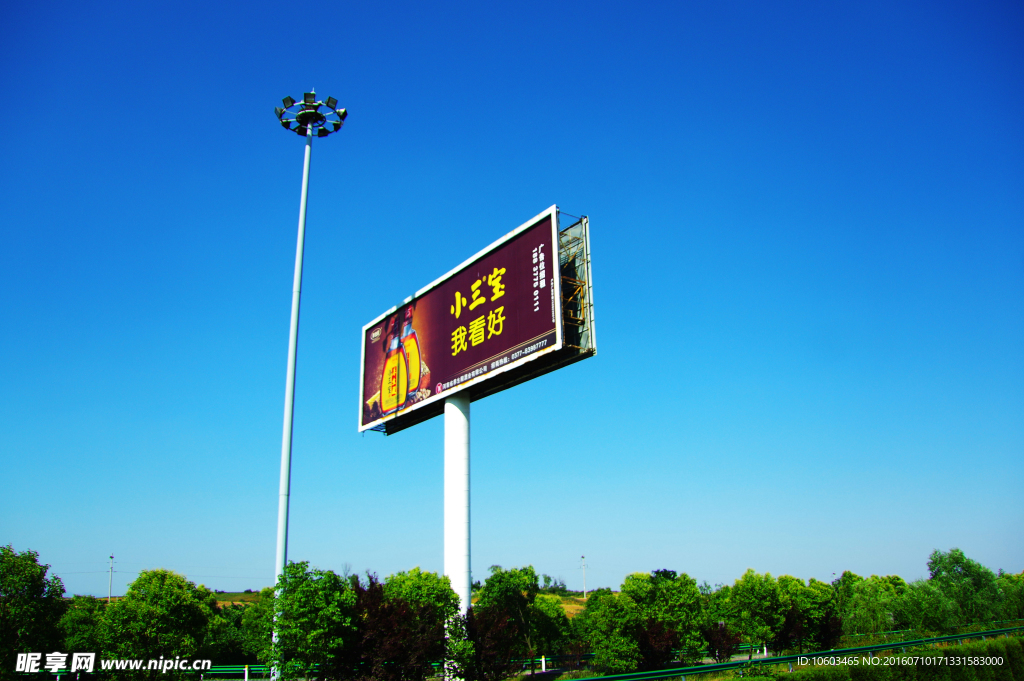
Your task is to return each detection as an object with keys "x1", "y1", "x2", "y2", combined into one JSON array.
[{"x1": 200, "y1": 624, "x2": 1024, "y2": 680}]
